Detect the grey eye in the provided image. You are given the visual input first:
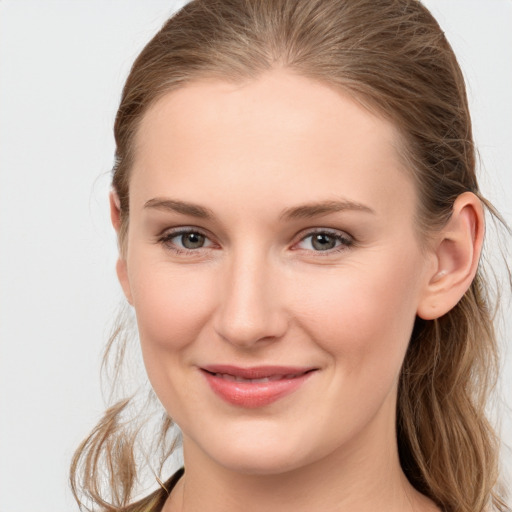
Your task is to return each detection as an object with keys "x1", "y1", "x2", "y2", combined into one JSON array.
[
  {"x1": 179, "y1": 232, "x2": 206, "y2": 249},
  {"x1": 310, "y1": 233, "x2": 337, "y2": 251},
  {"x1": 296, "y1": 230, "x2": 353, "y2": 253}
]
